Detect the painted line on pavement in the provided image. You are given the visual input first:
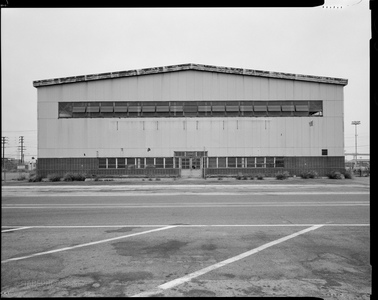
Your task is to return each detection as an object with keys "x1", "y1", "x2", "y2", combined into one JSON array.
[
  {"x1": 1, "y1": 224, "x2": 369, "y2": 229},
  {"x1": 2, "y1": 192, "x2": 370, "y2": 197},
  {"x1": 132, "y1": 224, "x2": 325, "y2": 297},
  {"x1": 2, "y1": 201, "x2": 369, "y2": 206},
  {"x1": 1, "y1": 227, "x2": 32, "y2": 233},
  {"x1": 1, "y1": 184, "x2": 368, "y2": 189},
  {"x1": 1, "y1": 203, "x2": 369, "y2": 209},
  {"x1": 1, "y1": 225, "x2": 176, "y2": 264}
]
